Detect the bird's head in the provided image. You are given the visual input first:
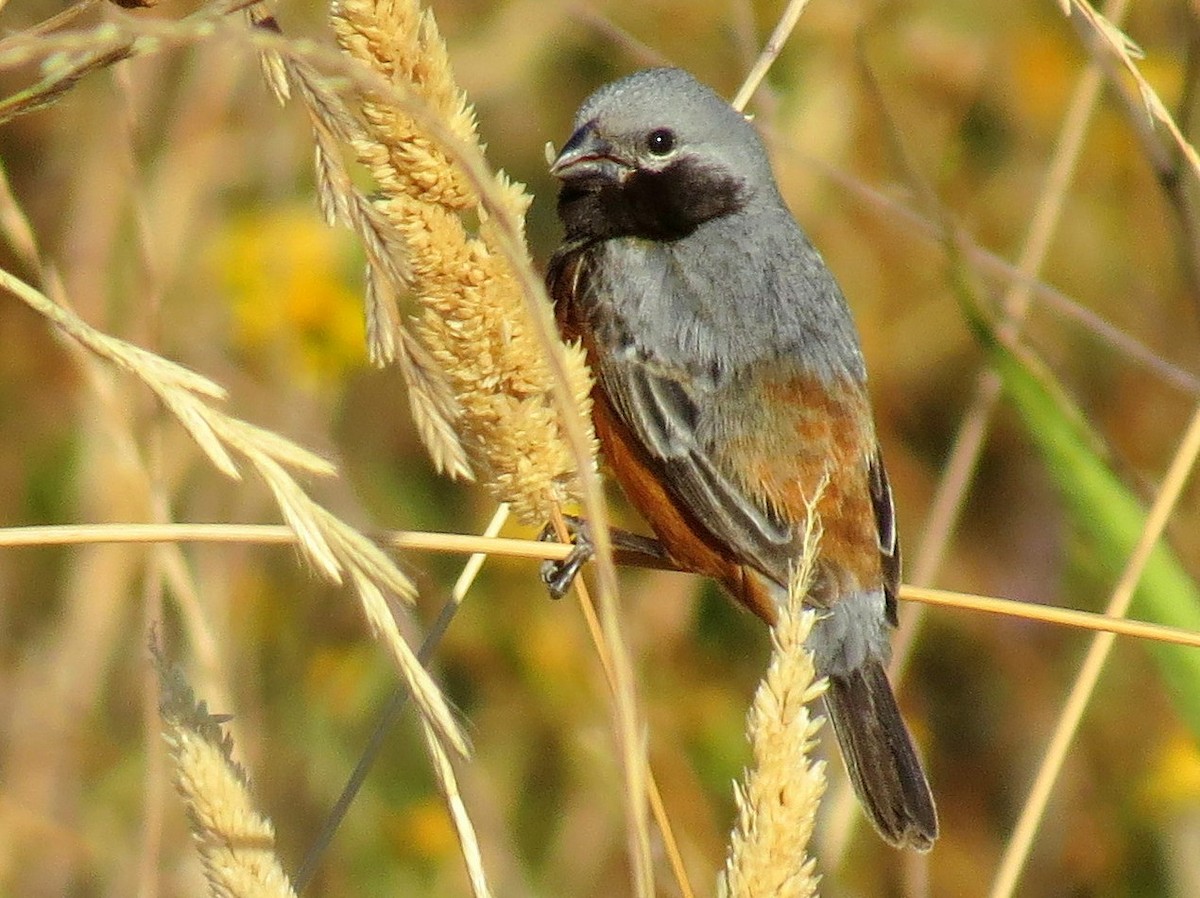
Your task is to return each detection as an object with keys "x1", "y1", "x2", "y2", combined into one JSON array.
[{"x1": 551, "y1": 68, "x2": 779, "y2": 241}]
